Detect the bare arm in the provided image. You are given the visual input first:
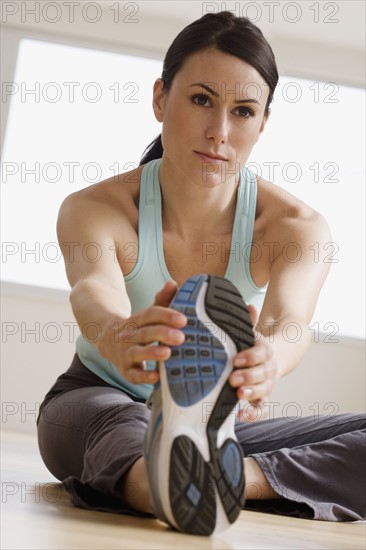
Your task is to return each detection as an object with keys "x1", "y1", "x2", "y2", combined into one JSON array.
[
  {"x1": 57, "y1": 192, "x2": 132, "y2": 334},
  {"x1": 230, "y1": 206, "x2": 332, "y2": 415},
  {"x1": 57, "y1": 190, "x2": 187, "y2": 384},
  {"x1": 256, "y1": 208, "x2": 332, "y2": 378}
]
